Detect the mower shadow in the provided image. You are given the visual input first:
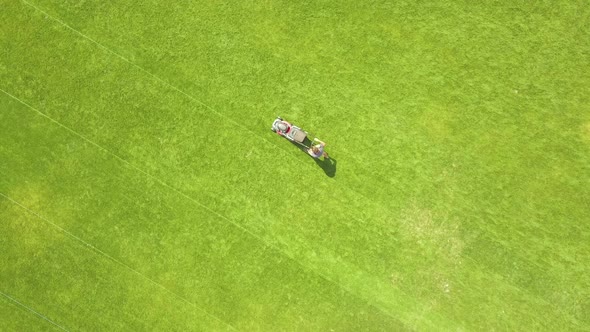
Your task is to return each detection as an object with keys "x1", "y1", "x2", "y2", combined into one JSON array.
[{"x1": 288, "y1": 141, "x2": 337, "y2": 178}]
